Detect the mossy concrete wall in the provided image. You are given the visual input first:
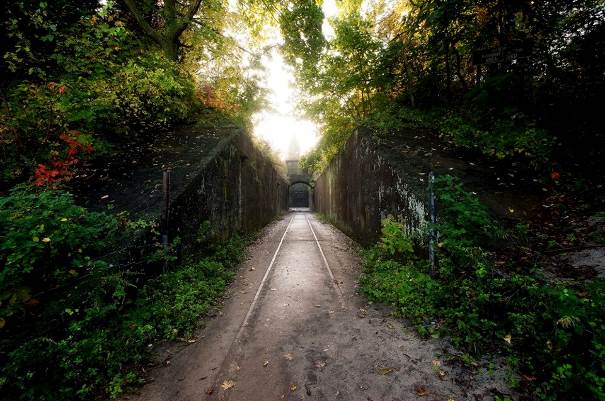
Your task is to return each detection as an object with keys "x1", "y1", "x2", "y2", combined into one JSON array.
[
  {"x1": 314, "y1": 128, "x2": 429, "y2": 245},
  {"x1": 168, "y1": 130, "x2": 289, "y2": 243}
]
